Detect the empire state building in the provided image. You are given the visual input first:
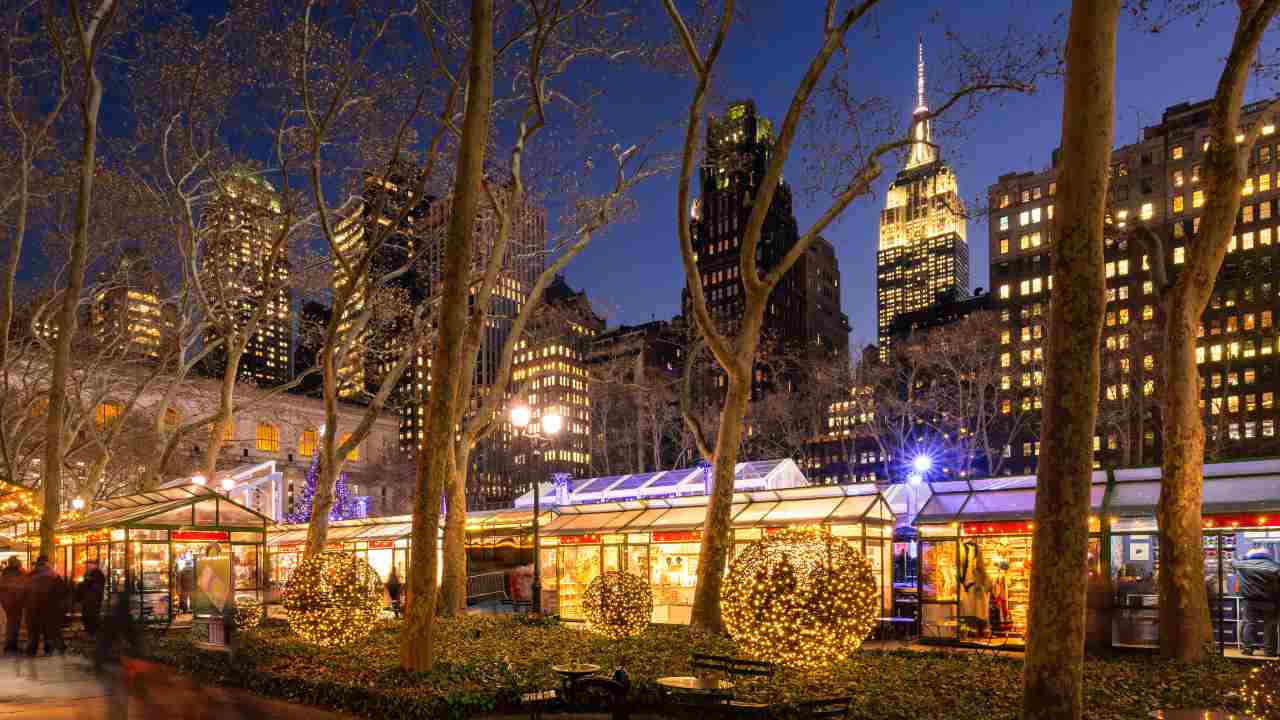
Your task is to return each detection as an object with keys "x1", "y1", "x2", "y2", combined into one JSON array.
[{"x1": 876, "y1": 40, "x2": 970, "y2": 357}]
